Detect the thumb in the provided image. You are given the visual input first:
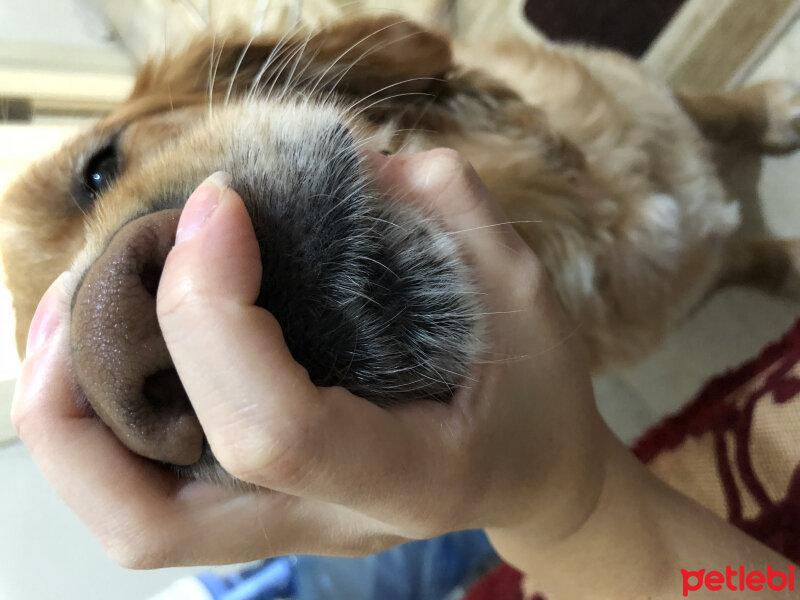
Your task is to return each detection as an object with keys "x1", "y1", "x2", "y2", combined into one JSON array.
[{"x1": 156, "y1": 174, "x2": 445, "y2": 528}]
